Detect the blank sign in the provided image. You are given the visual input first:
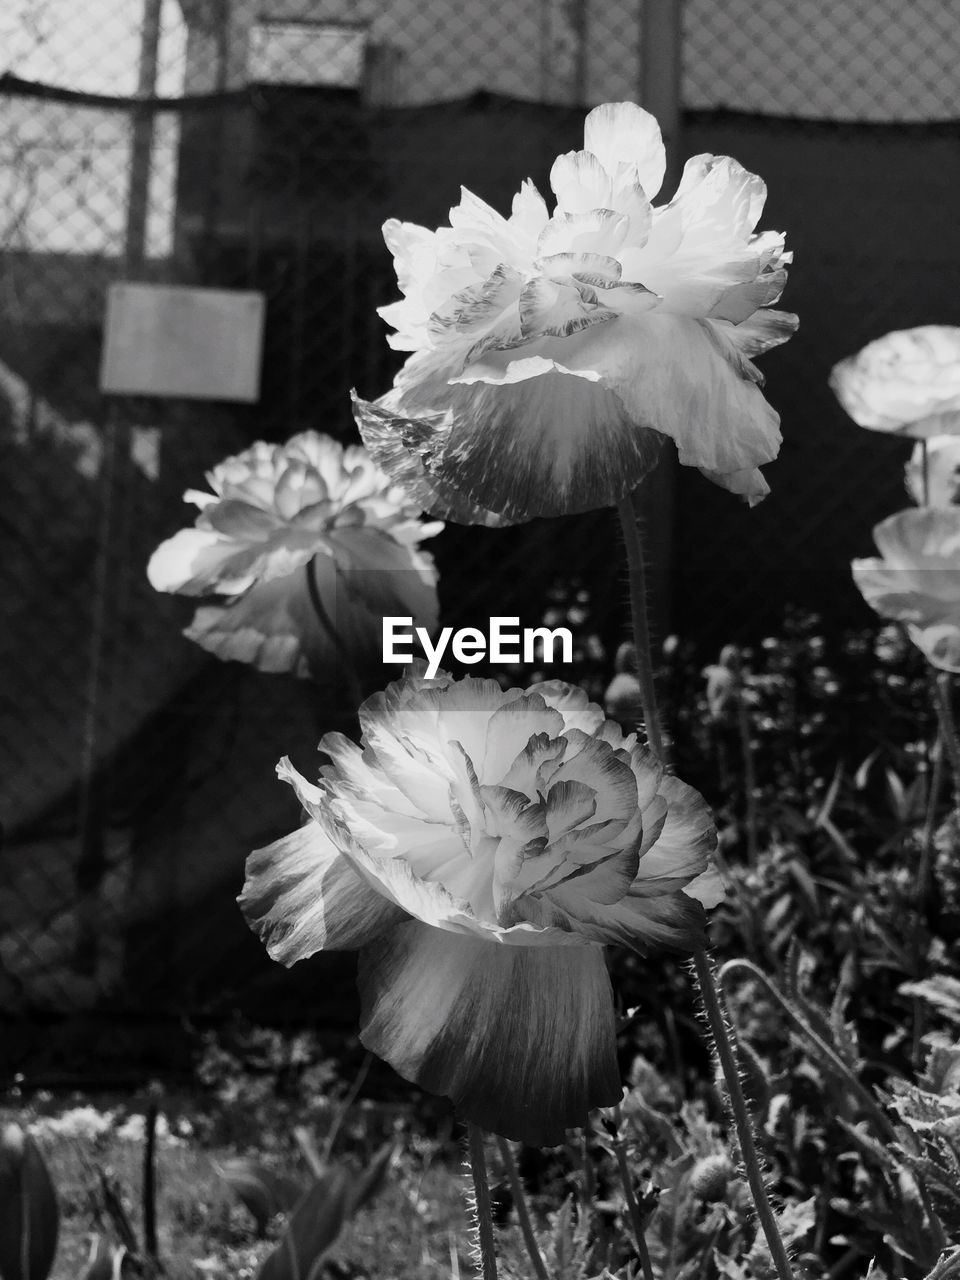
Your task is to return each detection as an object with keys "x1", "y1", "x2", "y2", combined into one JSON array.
[{"x1": 100, "y1": 283, "x2": 266, "y2": 402}]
